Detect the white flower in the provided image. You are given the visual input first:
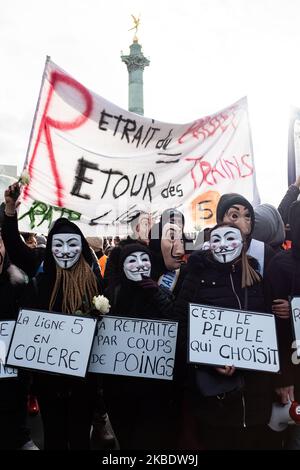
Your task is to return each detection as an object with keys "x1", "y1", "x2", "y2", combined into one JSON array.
[
  {"x1": 92, "y1": 295, "x2": 110, "y2": 314},
  {"x1": 18, "y1": 169, "x2": 30, "y2": 185}
]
